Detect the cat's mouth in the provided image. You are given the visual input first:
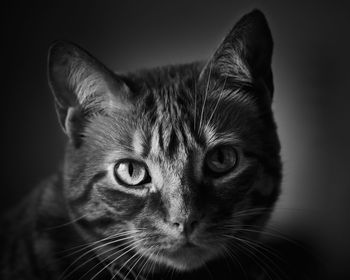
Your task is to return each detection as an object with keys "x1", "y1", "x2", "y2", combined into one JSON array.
[
  {"x1": 157, "y1": 241, "x2": 214, "y2": 271},
  {"x1": 167, "y1": 240, "x2": 198, "y2": 253}
]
